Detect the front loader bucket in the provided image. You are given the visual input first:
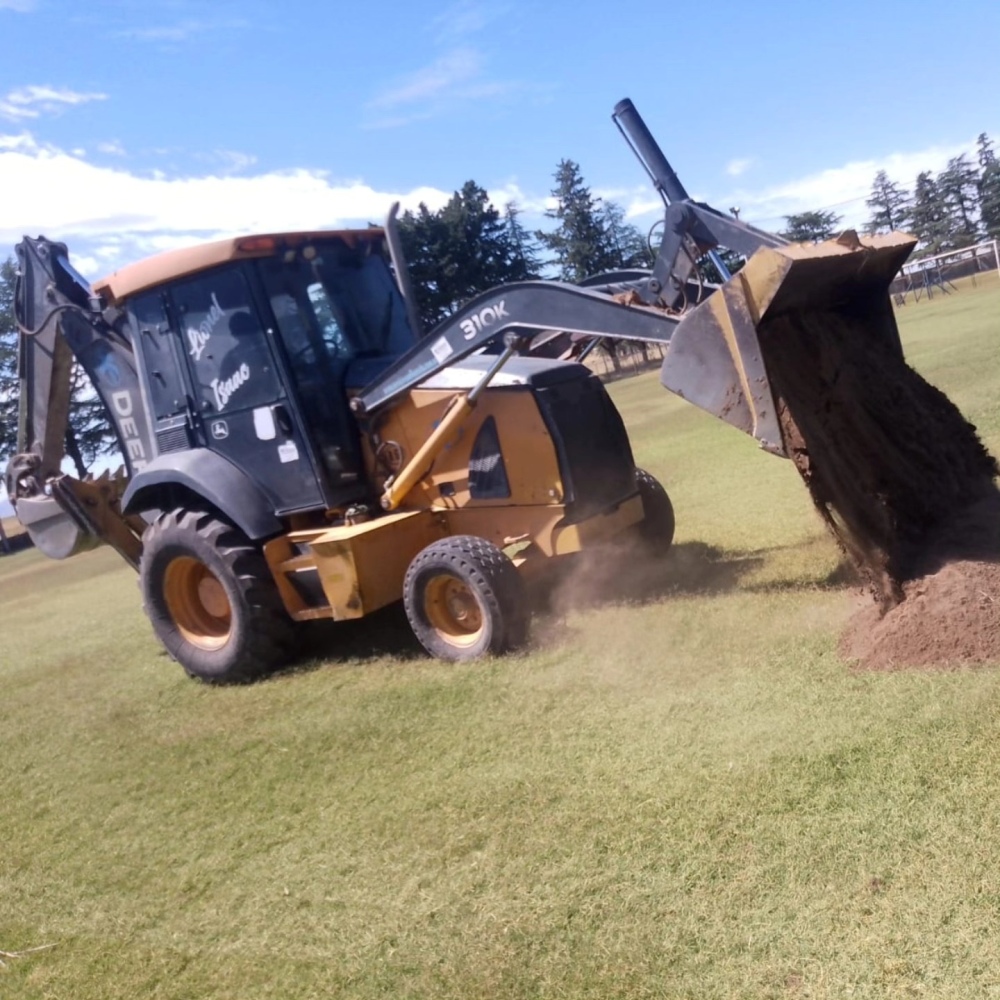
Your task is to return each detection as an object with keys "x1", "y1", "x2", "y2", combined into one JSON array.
[{"x1": 664, "y1": 232, "x2": 998, "y2": 604}]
